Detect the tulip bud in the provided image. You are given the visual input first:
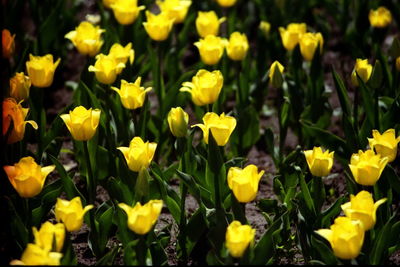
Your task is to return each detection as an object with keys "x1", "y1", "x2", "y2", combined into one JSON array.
[
  {"x1": 369, "y1": 6, "x2": 392, "y2": 28},
  {"x1": 269, "y1": 60, "x2": 284, "y2": 88},
  {"x1": 225, "y1": 221, "x2": 255, "y2": 258},
  {"x1": 26, "y1": 54, "x2": 60, "y2": 88},
  {"x1": 65, "y1": 21, "x2": 104, "y2": 57},
  {"x1": 9, "y1": 72, "x2": 31, "y2": 102},
  {"x1": 216, "y1": 0, "x2": 237, "y2": 8},
  {"x1": 3, "y1": 156, "x2": 55, "y2": 198},
  {"x1": 303, "y1": 147, "x2": 334, "y2": 177},
  {"x1": 351, "y1": 59, "x2": 372, "y2": 87},
  {"x1": 118, "y1": 136, "x2": 157, "y2": 172},
  {"x1": 167, "y1": 107, "x2": 189, "y2": 137},
  {"x1": 316, "y1": 216, "x2": 365, "y2": 260},
  {"x1": 349, "y1": 149, "x2": 388, "y2": 186},
  {"x1": 299, "y1": 32, "x2": 323, "y2": 61},
  {"x1": 157, "y1": 0, "x2": 192, "y2": 24},
  {"x1": 2, "y1": 29, "x2": 15, "y2": 58},
  {"x1": 10, "y1": 244, "x2": 63, "y2": 266},
  {"x1": 226, "y1": 32, "x2": 249, "y2": 61},
  {"x1": 111, "y1": 0, "x2": 145, "y2": 25},
  {"x1": 111, "y1": 78, "x2": 152, "y2": 110},
  {"x1": 195, "y1": 11, "x2": 225, "y2": 38},
  {"x1": 259, "y1": 21, "x2": 271, "y2": 37},
  {"x1": 227, "y1": 164, "x2": 264, "y2": 203},
  {"x1": 108, "y1": 43, "x2": 135, "y2": 65},
  {"x1": 143, "y1": 11, "x2": 175, "y2": 41},
  {"x1": 118, "y1": 200, "x2": 163, "y2": 235},
  {"x1": 55, "y1": 197, "x2": 94, "y2": 232},
  {"x1": 278, "y1": 23, "x2": 307, "y2": 51},
  {"x1": 2, "y1": 98, "x2": 38, "y2": 144},
  {"x1": 193, "y1": 112, "x2": 236, "y2": 146},
  {"x1": 33, "y1": 221, "x2": 65, "y2": 252},
  {"x1": 341, "y1": 191, "x2": 387, "y2": 231},
  {"x1": 88, "y1": 54, "x2": 125, "y2": 84},
  {"x1": 396, "y1": 56, "x2": 400, "y2": 72},
  {"x1": 368, "y1": 129, "x2": 400, "y2": 163},
  {"x1": 60, "y1": 106, "x2": 101, "y2": 141},
  {"x1": 194, "y1": 35, "x2": 227, "y2": 65},
  {"x1": 180, "y1": 69, "x2": 223, "y2": 106}
]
